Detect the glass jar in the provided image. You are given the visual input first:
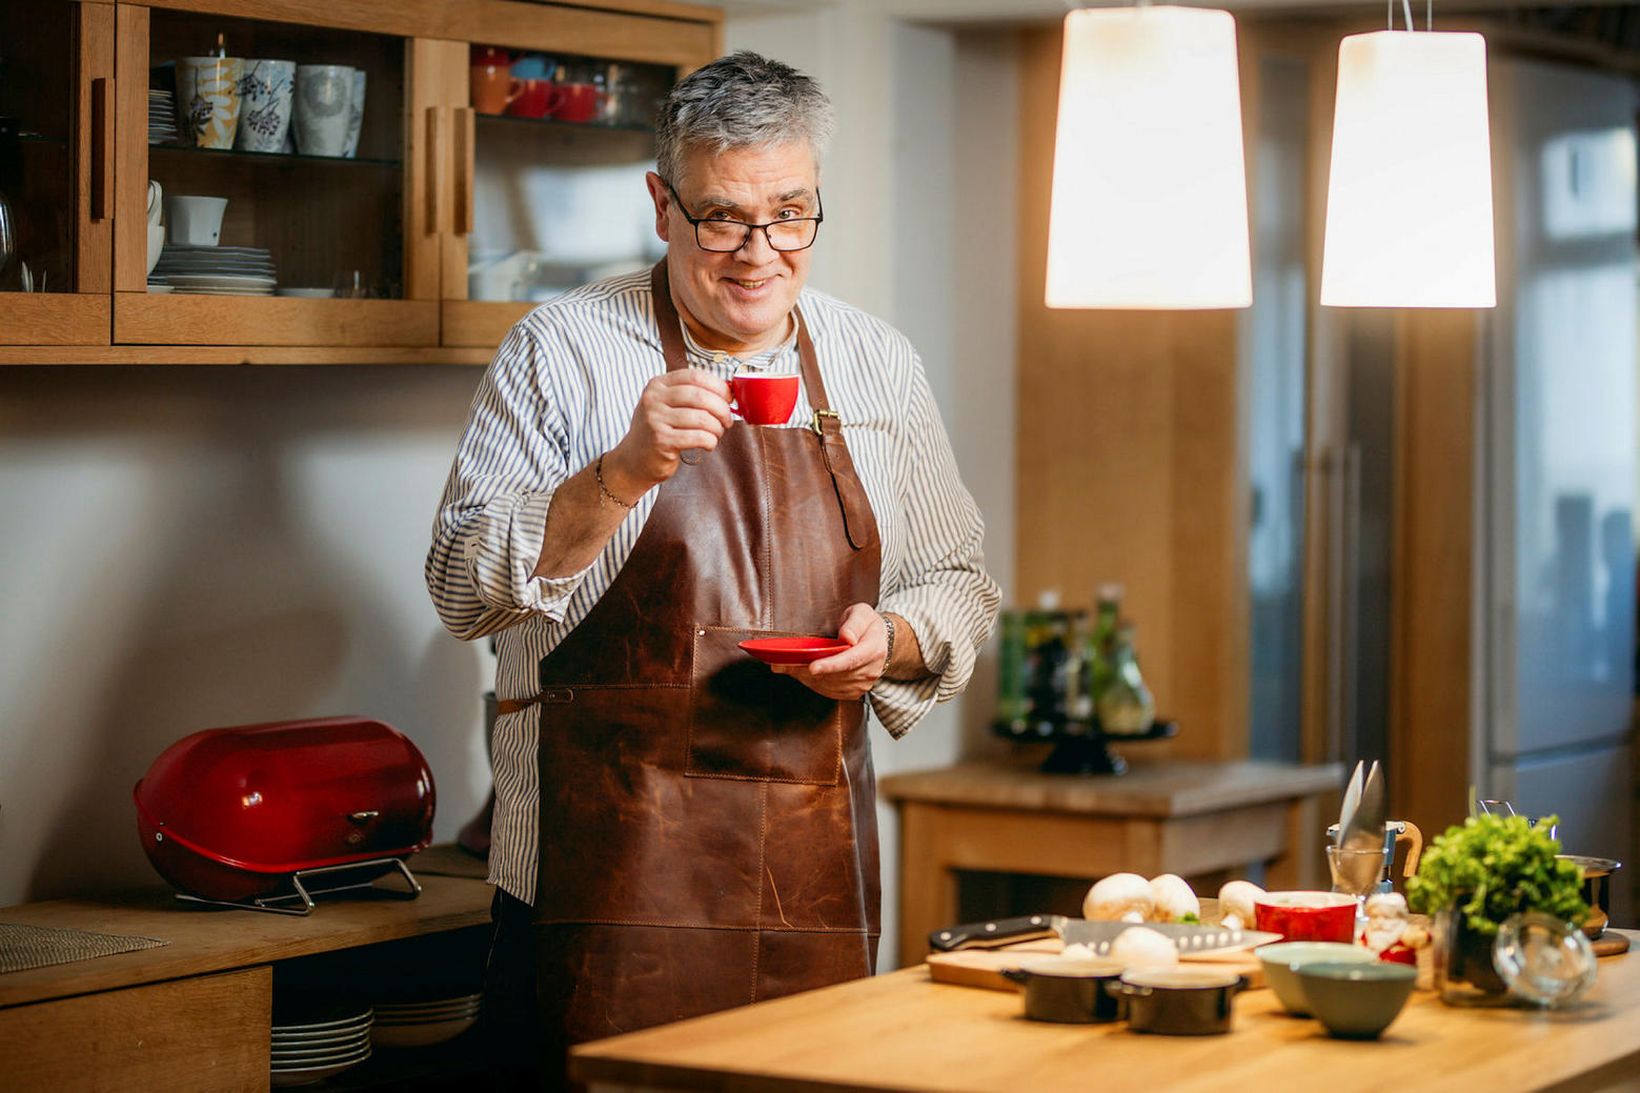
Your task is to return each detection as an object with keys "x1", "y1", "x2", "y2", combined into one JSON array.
[{"x1": 1433, "y1": 909, "x2": 1513, "y2": 1006}]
